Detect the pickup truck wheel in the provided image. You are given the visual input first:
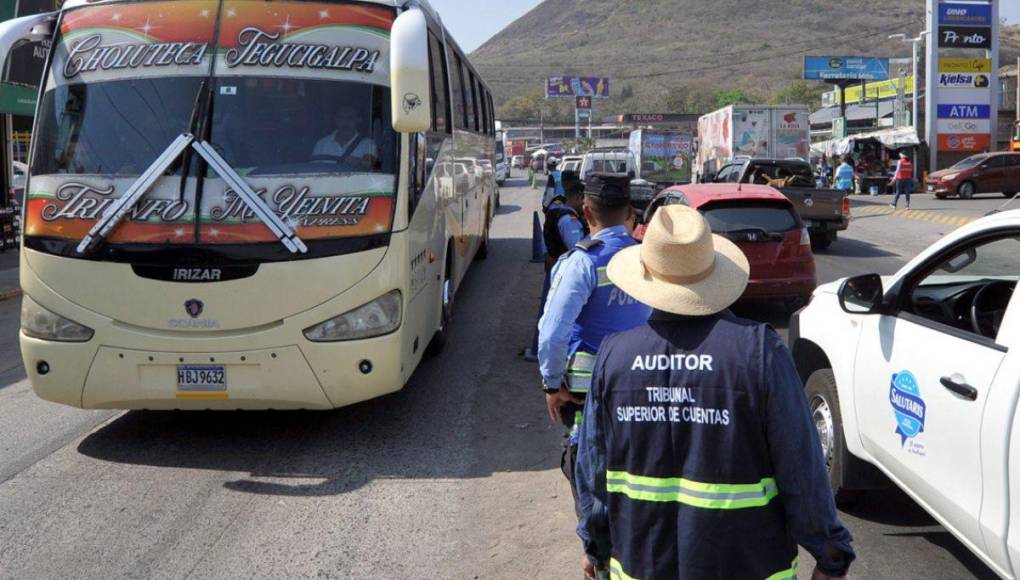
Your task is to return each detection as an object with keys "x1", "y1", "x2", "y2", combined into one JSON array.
[
  {"x1": 805, "y1": 369, "x2": 860, "y2": 505},
  {"x1": 958, "y1": 181, "x2": 975, "y2": 200},
  {"x1": 809, "y1": 233, "x2": 834, "y2": 251}
]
